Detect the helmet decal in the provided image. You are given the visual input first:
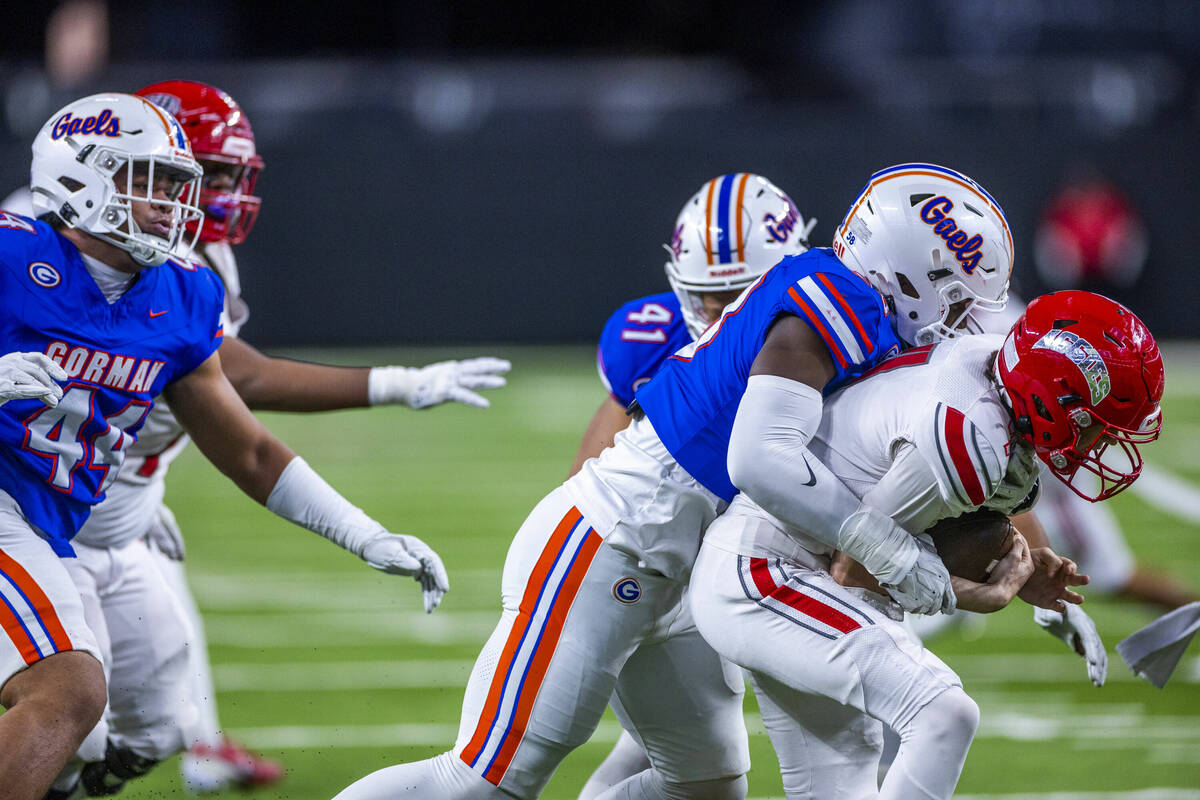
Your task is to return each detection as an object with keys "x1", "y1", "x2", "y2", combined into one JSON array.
[
  {"x1": 140, "y1": 92, "x2": 181, "y2": 115},
  {"x1": 50, "y1": 110, "x2": 122, "y2": 140},
  {"x1": 918, "y1": 196, "x2": 985, "y2": 274},
  {"x1": 666, "y1": 173, "x2": 812, "y2": 339},
  {"x1": 763, "y1": 197, "x2": 802, "y2": 244},
  {"x1": 1032, "y1": 328, "x2": 1111, "y2": 404}
]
